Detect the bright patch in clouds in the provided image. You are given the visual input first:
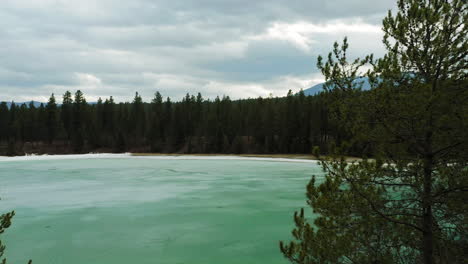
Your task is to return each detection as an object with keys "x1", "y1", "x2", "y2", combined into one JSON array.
[
  {"x1": 75, "y1": 73, "x2": 102, "y2": 90},
  {"x1": 253, "y1": 20, "x2": 382, "y2": 52}
]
